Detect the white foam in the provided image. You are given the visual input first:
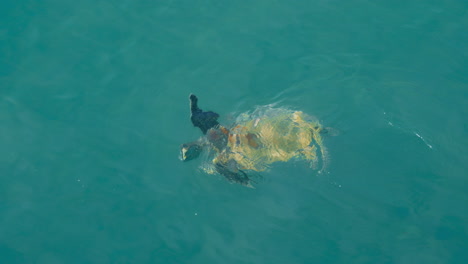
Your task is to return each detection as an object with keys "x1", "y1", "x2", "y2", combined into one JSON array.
[{"x1": 414, "y1": 132, "x2": 433, "y2": 149}]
